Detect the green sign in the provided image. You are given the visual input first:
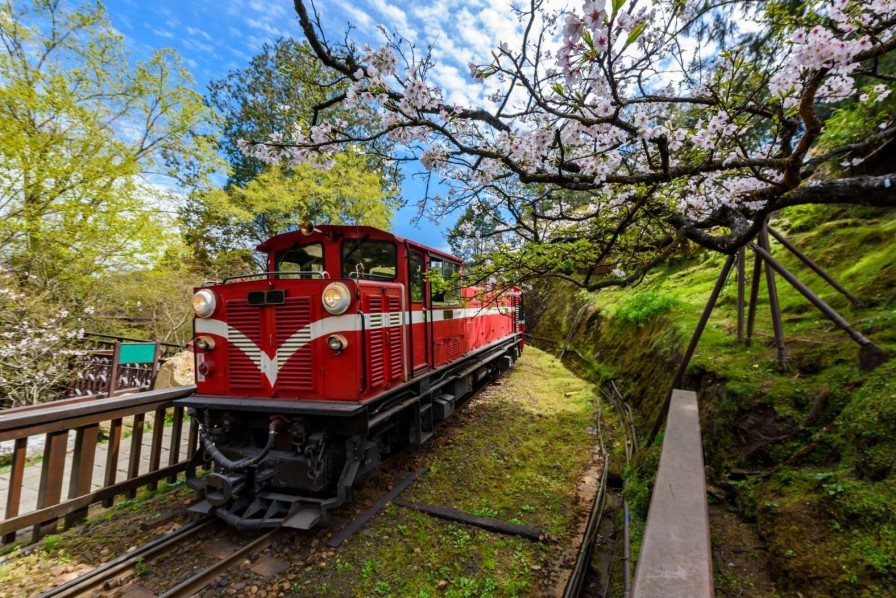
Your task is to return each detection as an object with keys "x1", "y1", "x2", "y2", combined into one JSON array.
[{"x1": 118, "y1": 343, "x2": 157, "y2": 364}]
